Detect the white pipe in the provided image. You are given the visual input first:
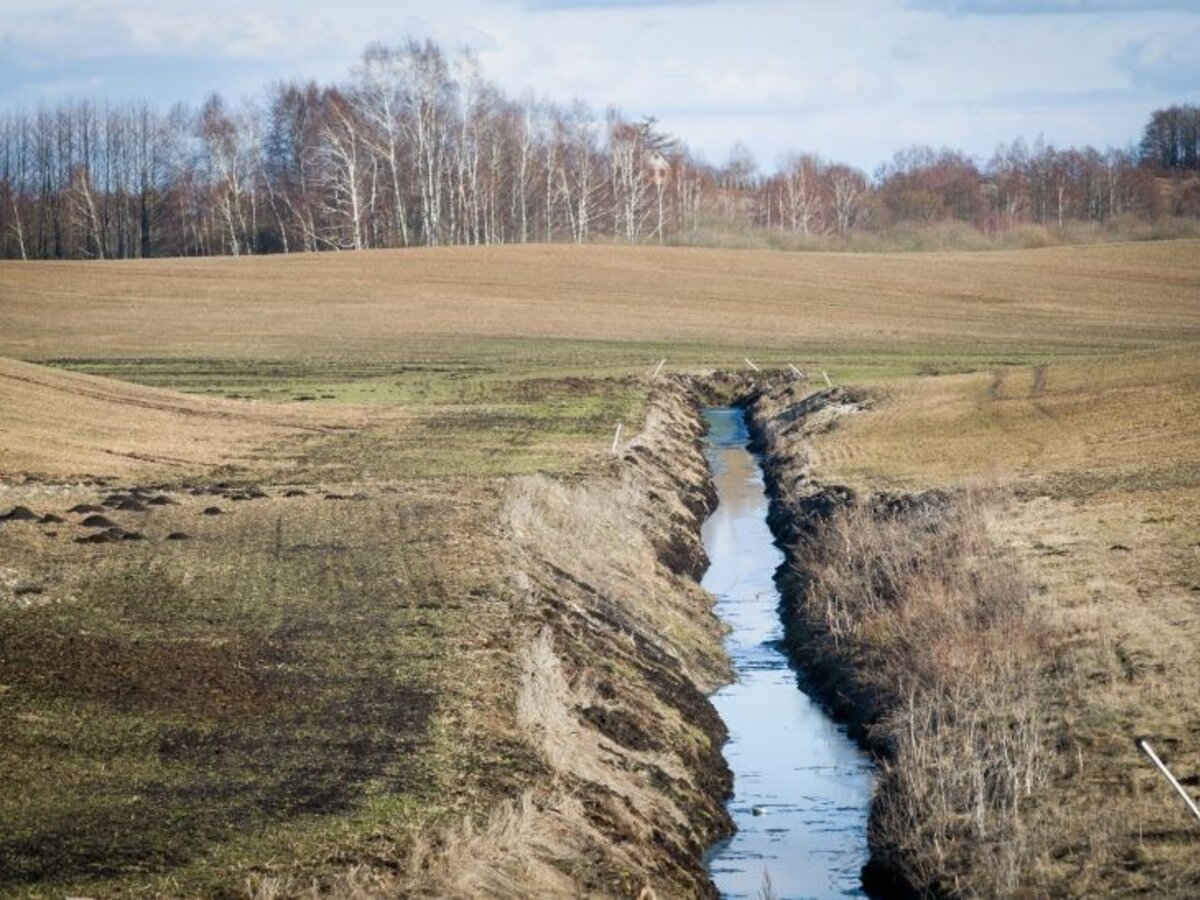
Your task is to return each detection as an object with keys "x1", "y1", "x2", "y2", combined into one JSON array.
[
  {"x1": 822, "y1": 370, "x2": 833, "y2": 387},
  {"x1": 745, "y1": 358, "x2": 760, "y2": 372},
  {"x1": 611, "y1": 422, "x2": 623, "y2": 455},
  {"x1": 1138, "y1": 738, "x2": 1200, "y2": 825},
  {"x1": 652, "y1": 358, "x2": 666, "y2": 378},
  {"x1": 788, "y1": 364, "x2": 804, "y2": 378}
]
